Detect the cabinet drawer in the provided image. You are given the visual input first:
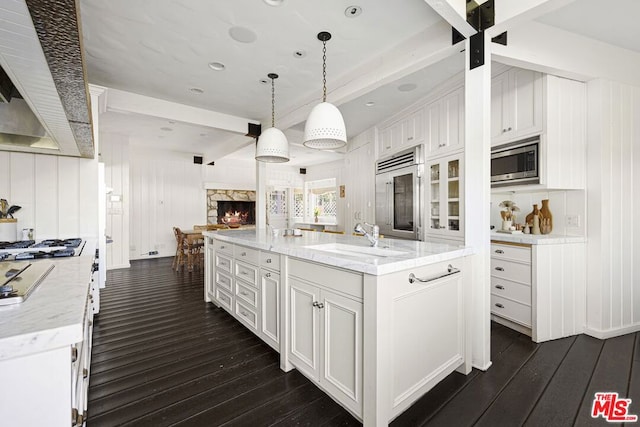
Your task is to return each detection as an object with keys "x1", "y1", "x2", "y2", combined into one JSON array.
[
  {"x1": 260, "y1": 251, "x2": 281, "y2": 271},
  {"x1": 236, "y1": 280, "x2": 258, "y2": 308},
  {"x1": 490, "y1": 243, "x2": 531, "y2": 263},
  {"x1": 234, "y1": 245, "x2": 259, "y2": 265},
  {"x1": 235, "y1": 261, "x2": 258, "y2": 287},
  {"x1": 491, "y1": 294, "x2": 531, "y2": 327},
  {"x1": 491, "y1": 259, "x2": 531, "y2": 285},
  {"x1": 235, "y1": 300, "x2": 258, "y2": 330},
  {"x1": 215, "y1": 253, "x2": 232, "y2": 274},
  {"x1": 216, "y1": 288, "x2": 233, "y2": 311},
  {"x1": 289, "y1": 258, "x2": 363, "y2": 299},
  {"x1": 491, "y1": 277, "x2": 531, "y2": 306},
  {"x1": 215, "y1": 239, "x2": 233, "y2": 255},
  {"x1": 216, "y1": 271, "x2": 232, "y2": 293}
]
